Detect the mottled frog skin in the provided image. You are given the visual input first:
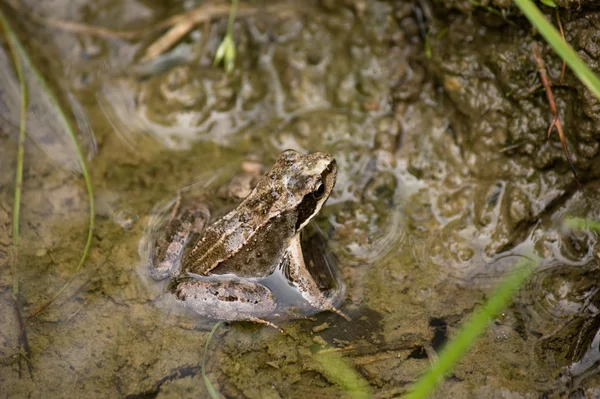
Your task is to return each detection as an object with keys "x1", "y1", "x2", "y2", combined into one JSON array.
[{"x1": 149, "y1": 150, "x2": 347, "y2": 322}]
